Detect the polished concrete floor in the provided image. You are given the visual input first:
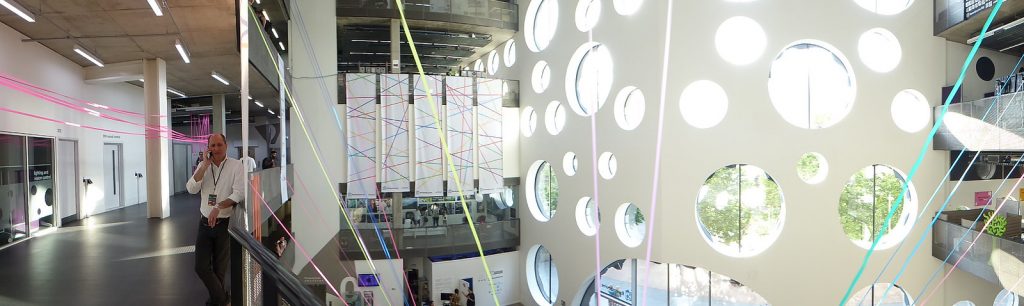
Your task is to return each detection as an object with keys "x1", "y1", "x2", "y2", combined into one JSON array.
[{"x1": 0, "y1": 193, "x2": 210, "y2": 305}]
